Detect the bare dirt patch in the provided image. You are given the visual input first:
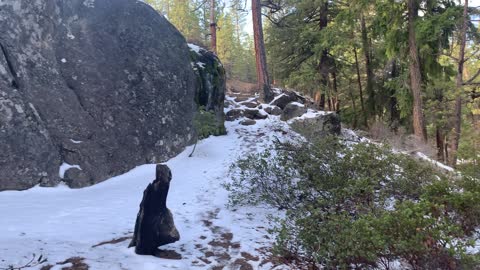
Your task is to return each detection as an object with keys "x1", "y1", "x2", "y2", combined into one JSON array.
[{"x1": 91, "y1": 236, "x2": 132, "y2": 248}]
